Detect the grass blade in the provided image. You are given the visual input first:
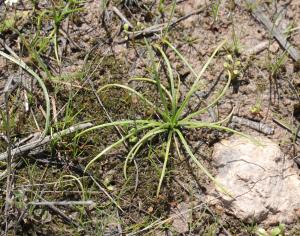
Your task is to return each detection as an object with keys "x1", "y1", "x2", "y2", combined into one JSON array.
[
  {"x1": 84, "y1": 124, "x2": 156, "y2": 171},
  {"x1": 124, "y1": 126, "x2": 166, "y2": 179},
  {"x1": 183, "y1": 71, "x2": 231, "y2": 121},
  {"x1": 163, "y1": 40, "x2": 198, "y2": 78},
  {"x1": 60, "y1": 175, "x2": 86, "y2": 200},
  {"x1": 0, "y1": 50, "x2": 51, "y2": 137},
  {"x1": 180, "y1": 122, "x2": 260, "y2": 145},
  {"x1": 154, "y1": 45, "x2": 177, "y2": 114},
  {"x1": 156, "y1": 130, "x2": 172, "y2": 196},
  {"x1": 76, "y1": 120, "x2": 160, "y2": 138},
  {"x1": 164, "y1": 40, "x2": 226, "y2": 121},
  {"x1": 129, "y1": 77, "x2": 172, "y2": 101},
  {"x1": 175, "y1": 129, "x2": 231, "y2": 195},
  {"x1": 98, "y1": 83, "x2": 167, "y2": 120},
  {"x1": 145, "y1": 39, "x2": 170, "y2": 120}
]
